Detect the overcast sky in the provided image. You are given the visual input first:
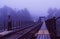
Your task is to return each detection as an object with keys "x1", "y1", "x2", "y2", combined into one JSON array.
[{"x1": 0, "y1": 0, "x2": 60, "y2": 17}]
